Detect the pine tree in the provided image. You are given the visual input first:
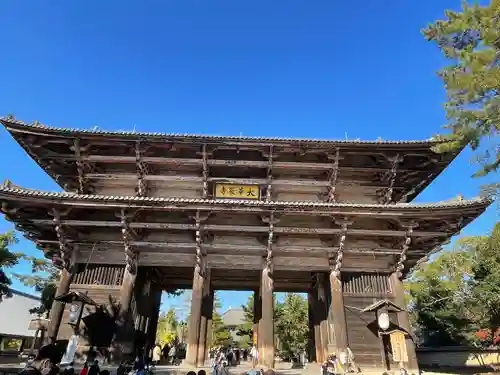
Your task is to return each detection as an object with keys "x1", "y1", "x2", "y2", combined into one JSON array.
[
  {"x1": 423, "y1": 0, "x2": 500, "y2": 177},
  {"x1": 0, "y1": 231, "x2": 21, "y2": 302}
]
